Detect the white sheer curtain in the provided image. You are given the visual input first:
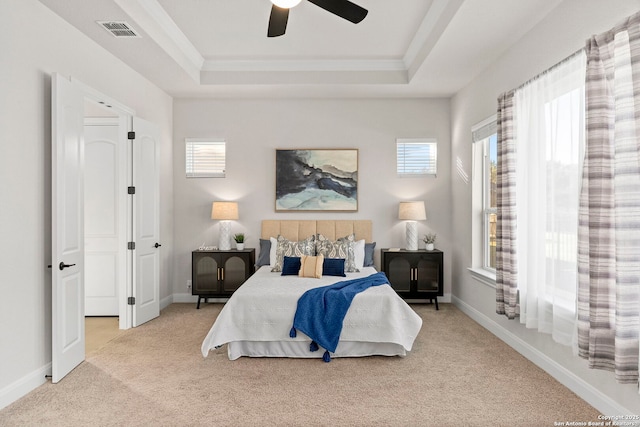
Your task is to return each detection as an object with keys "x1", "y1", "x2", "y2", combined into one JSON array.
[{"x1": 512, "y1": 51, "x2": 586, "y2": 345}]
